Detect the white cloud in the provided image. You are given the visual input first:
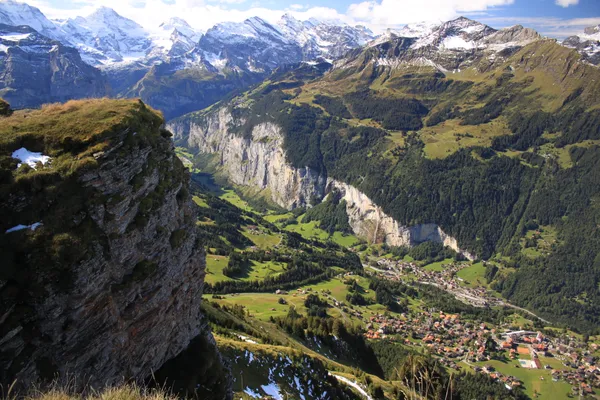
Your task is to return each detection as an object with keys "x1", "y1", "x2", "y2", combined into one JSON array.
[
  {"x1": 24, "y1": 0, "x2": 599, "y2": 38},
  {"x1": 347, "y1": 0, "x2": 515, "y2": 31},
  {"x1": 555, "y1": 0, "x2": 579, "y2": 7}
]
